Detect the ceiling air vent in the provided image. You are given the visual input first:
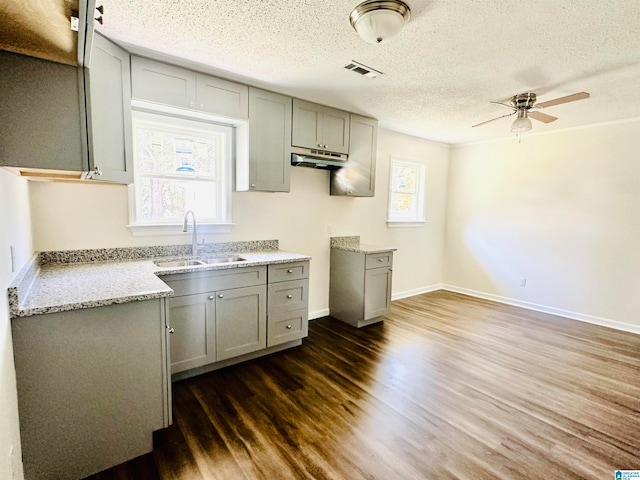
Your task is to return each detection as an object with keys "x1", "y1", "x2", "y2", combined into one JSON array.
[{"x1": 344, "y1": 61, "x2": 383, "y2": 78}]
